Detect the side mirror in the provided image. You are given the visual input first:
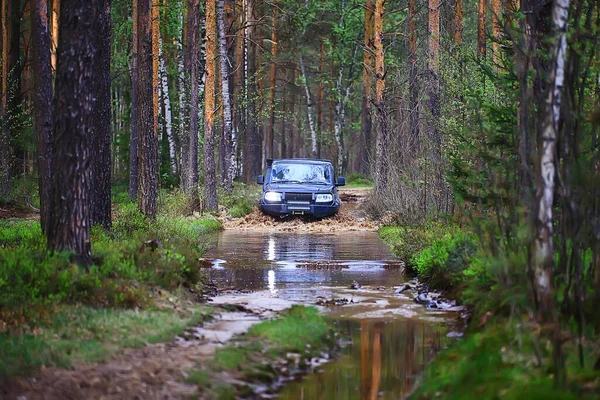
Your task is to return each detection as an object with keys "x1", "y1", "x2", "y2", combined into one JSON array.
[
  {"x1": 336, "y1": 177, "x2": 345, "y2": 186},
  {"x1": 257, "y1": 175, "x2": 264, "y2": 185}
]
